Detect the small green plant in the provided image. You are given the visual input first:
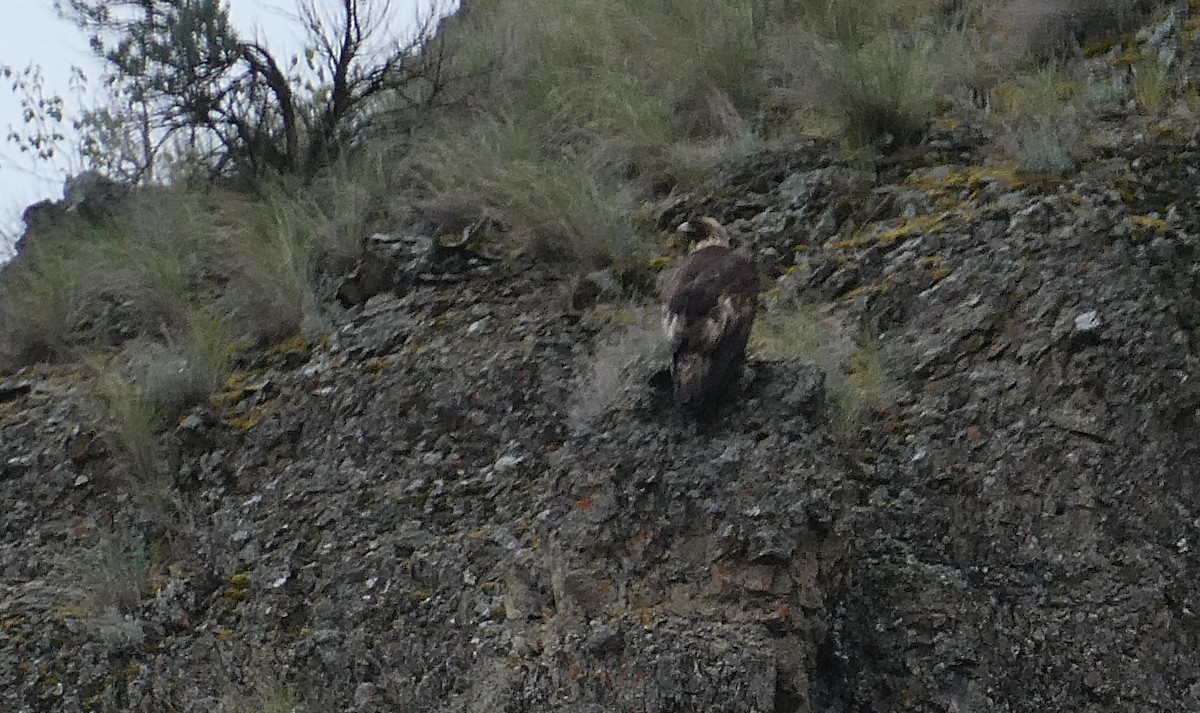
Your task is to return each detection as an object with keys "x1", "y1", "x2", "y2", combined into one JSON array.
[
  {"x1": 1133, "y1": 61, "x2": 1170, "y2": 115},
  {"x1": 227, "y1": 685, "x2": 303, "y2": 713},
  {"x1": 834, "y1": 336, "x2": 901, "y2": 437}
]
